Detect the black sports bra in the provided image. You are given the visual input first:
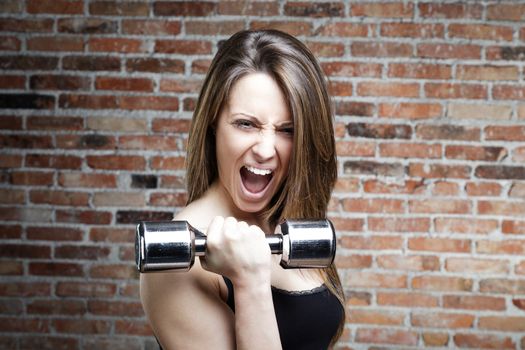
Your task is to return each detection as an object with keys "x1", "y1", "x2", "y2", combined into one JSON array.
[{"x1": 223, "y1": 277, "x2": 343, "y2": 350}]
